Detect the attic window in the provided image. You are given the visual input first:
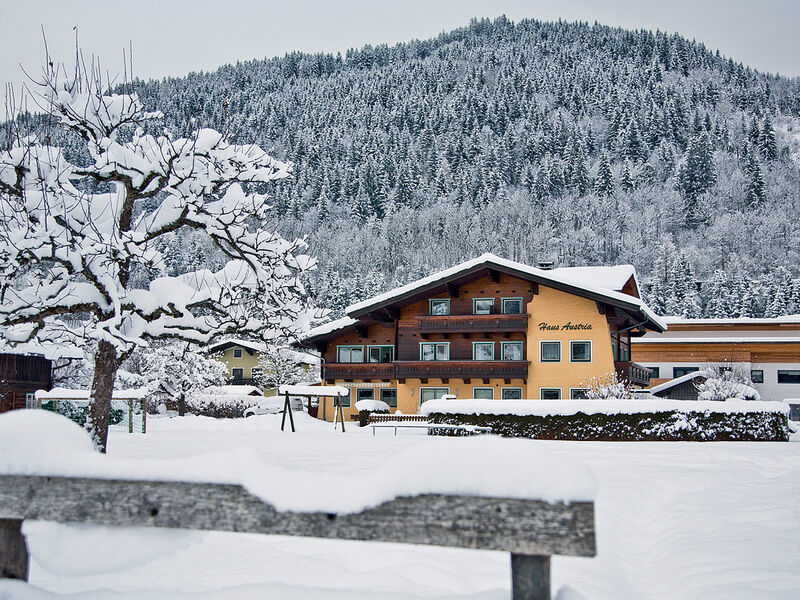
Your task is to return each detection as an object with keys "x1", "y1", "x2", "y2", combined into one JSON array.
[{"x1": 233, "y1": 348, "x2": 243, "y2": 358}]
